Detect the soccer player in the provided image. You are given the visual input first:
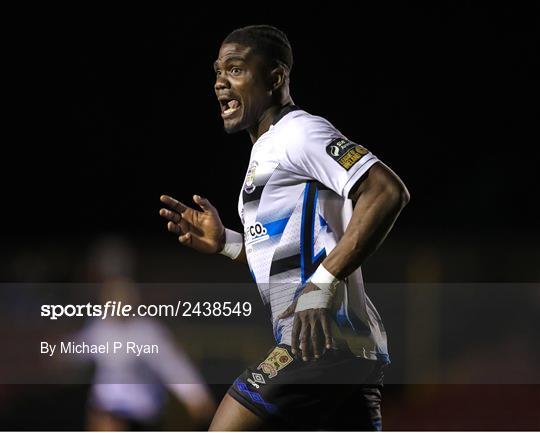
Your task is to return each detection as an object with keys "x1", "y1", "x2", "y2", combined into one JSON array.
[{"x1": 160, "y1": 25, "x2": 409, "y2": 430}]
